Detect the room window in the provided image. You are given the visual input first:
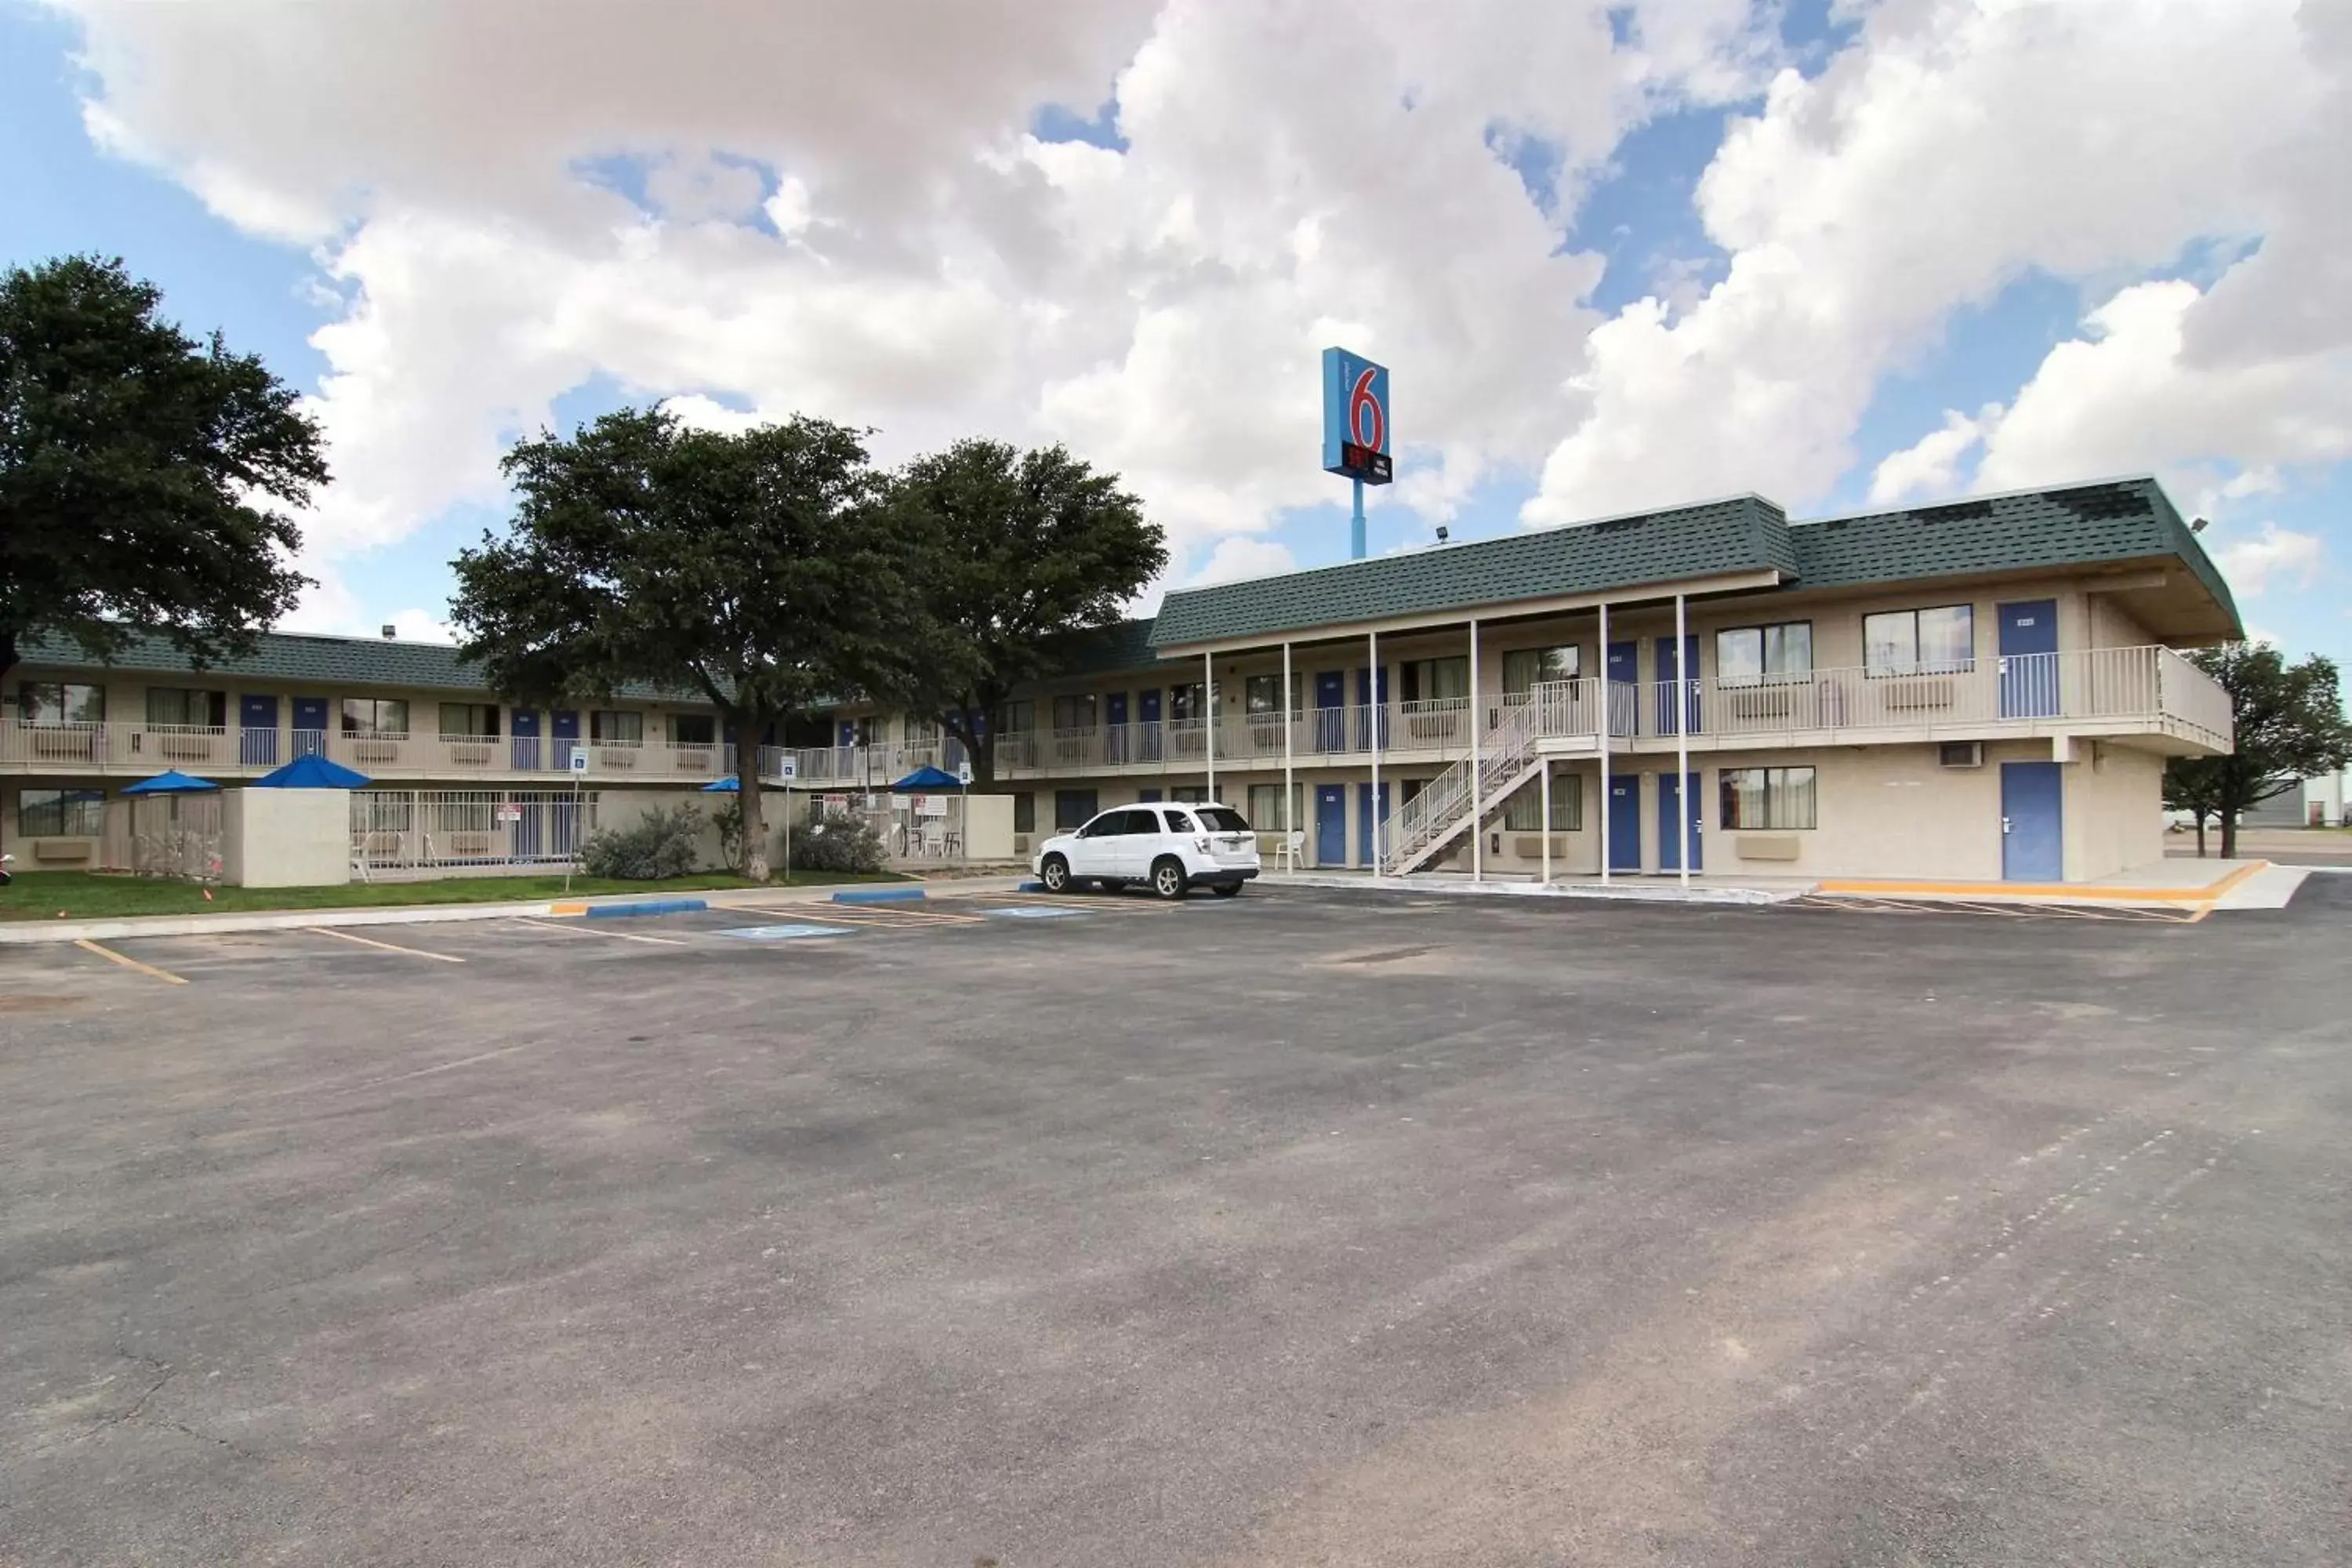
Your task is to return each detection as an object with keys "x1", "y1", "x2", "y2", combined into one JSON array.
[
  {"x1": 1715, "y1": 623, "x2": 1813, "y2": 687},
  {"x1": 1171, "y1": 785, "x2": 1210, "y2": 803},
  {"x1": 20, "y1": 787, "x2": 105, "y2": 837},
  {"x1": 1502, "y1": 646, "x2": 1579, "y2": 695},
  {"x1": 670, "y1": 713, "x2": 715, "y2": 747},
  {"x1": 1720, "y1": 767, "x2": 1817, "y2": 829},
  {"x1": 1864, "y1": 606, "x2": 1974, "y2": 676},
  {"x1": 439, "y1": 702, "x2": 501, "y2": 738},
  {"x1": 1401, "y1": 656, "x2": 1469, "y2": 703},
  {"x1": 144, "y1": 688, "x2": 227, "y2": 728},
  {"x1": 902, "y1": 715, "x2": 939, "y2": 744},
  {"x1": 1168, "y1": 683, "x2": 1203, "y2": 722},
  {"x1": 1054, "y1": 789, "x2": 1098, "y2": 829},
  {"x1": 1001, "y1": 699, "x2": 1036, "y2": 735},
  {"x1": 1051, "y1": 694, "x2": 1098, "y2": 731},
  {"x1": 1501, "y1": 769, "x2": 1582, "y2": 830},
  {"x1": 17, "y1": 682, "x2": 105, "y2": 726},
  {"x1": 1012, "y1": 793, "x2": 1036, "y2": 834},
  {"x1": 1246, "y1": 782, "x2": 1303, "y2": 831},
  {"x1": 590, "y1": 710, "x2": 643, "y2": 743},
  {"x1": 1243, "y1": 674, "x2": 1302, "y2": 716},
  {"x1": 341, "y1": 698, "x2": 408, "y2": 736}
]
